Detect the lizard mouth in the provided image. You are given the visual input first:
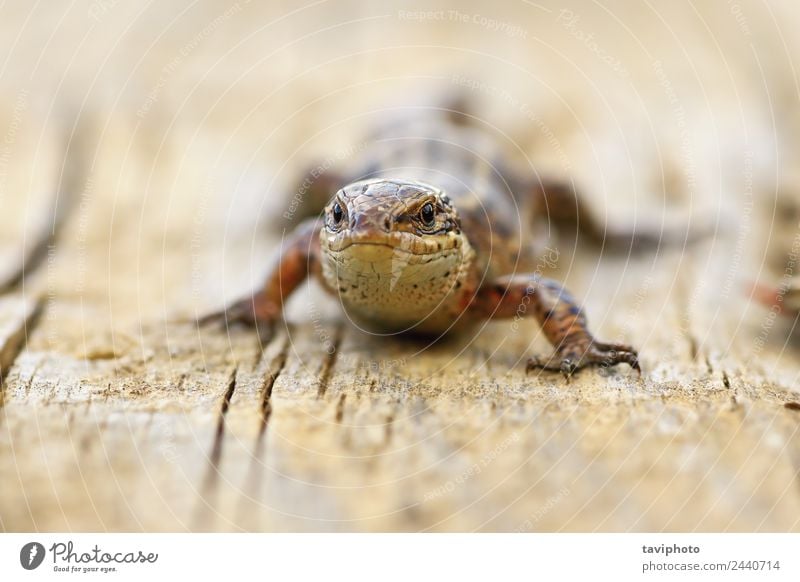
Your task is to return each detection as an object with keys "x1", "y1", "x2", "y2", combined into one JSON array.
[
  {"x1": 320, "y1": 230, "x2": 465, "y2": 279},
  {"x1": 322, "y1": 229, "x2": 463, "y2": 256}
]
